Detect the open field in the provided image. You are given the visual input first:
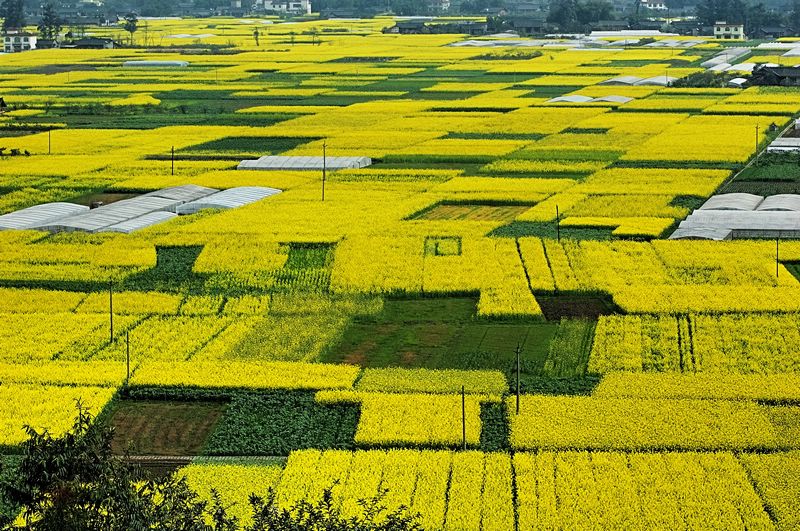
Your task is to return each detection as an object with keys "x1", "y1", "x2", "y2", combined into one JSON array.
[{"x1": 0, "y1": 16, "x2": 800, "y2": 529}]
